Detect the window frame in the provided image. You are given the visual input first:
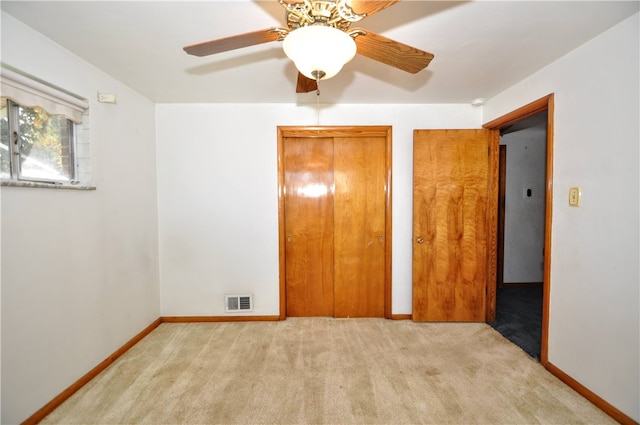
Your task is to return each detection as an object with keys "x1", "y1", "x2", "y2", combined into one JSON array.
[
  {"x1": 1, "y1": 65, "x2": 91, "y2": 188},
  {"x1": 2, "y1": 98, "x2": 78, "y2": 184}
]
